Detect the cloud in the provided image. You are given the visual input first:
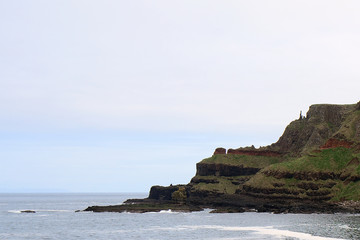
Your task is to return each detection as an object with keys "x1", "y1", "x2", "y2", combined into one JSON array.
[
  {"x1": 1, "y1": 0, "x2": 360, "y2": 192},
  {"x1": 1, "y1": 0, "x2": 360, "y2": 133}
]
